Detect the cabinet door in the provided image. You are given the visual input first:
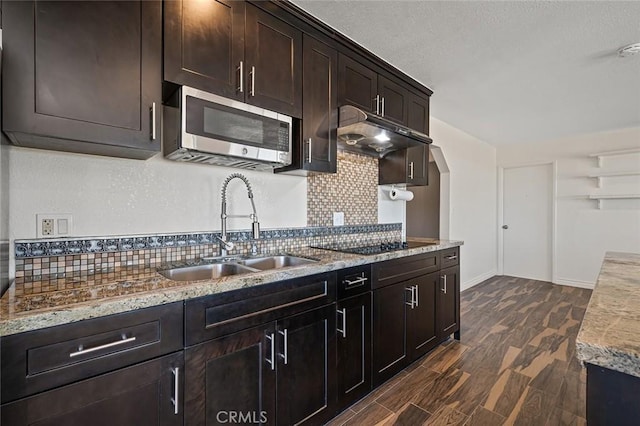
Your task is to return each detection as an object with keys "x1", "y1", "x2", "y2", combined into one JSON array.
[
  {"x1": 438, "y1": 266, "x2": 461, "y2": 339},
  {"x1": 2, "y1": 0, "x2": 161, "y2": 159},
  {"x1": 301, "y1": 35, "x2": 337, "y2": 173},
  {"x1": 164, "y1": 0, "x2": 245, "y2": 100},
  {"x1": 336, "y1": 293, "x2": 372, "y2": 409},
  {"x1": 277, "y1": 304, "x2": 337, "y2": 425},
  {"x1": 373, "y1": 282, "x2": 409, "y2": 386},
  {"x1": 184, "y1": 324, "x2": 276, "y2": 425},
  {"x1": 1, "y1": 352, "x2": 183, "y2": 426},
  {"x1": 245, "y1": 4, "x2": 302, "y2": 117},
  {"x1": 407, "y1": 145, "x2": 429, "y2": 186},
  {"x1": 378, "y1": 76, "x2": 409, "y2": 125},
  {"x1": 408, "y1": 274, "x2": 439, "y2": 361},
  {"x1": 407, "y1": 93, "x2": 430, "y2": 135},
  {"x1": 338, "y1": 54, "x2": 378, "y2": 113}
]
